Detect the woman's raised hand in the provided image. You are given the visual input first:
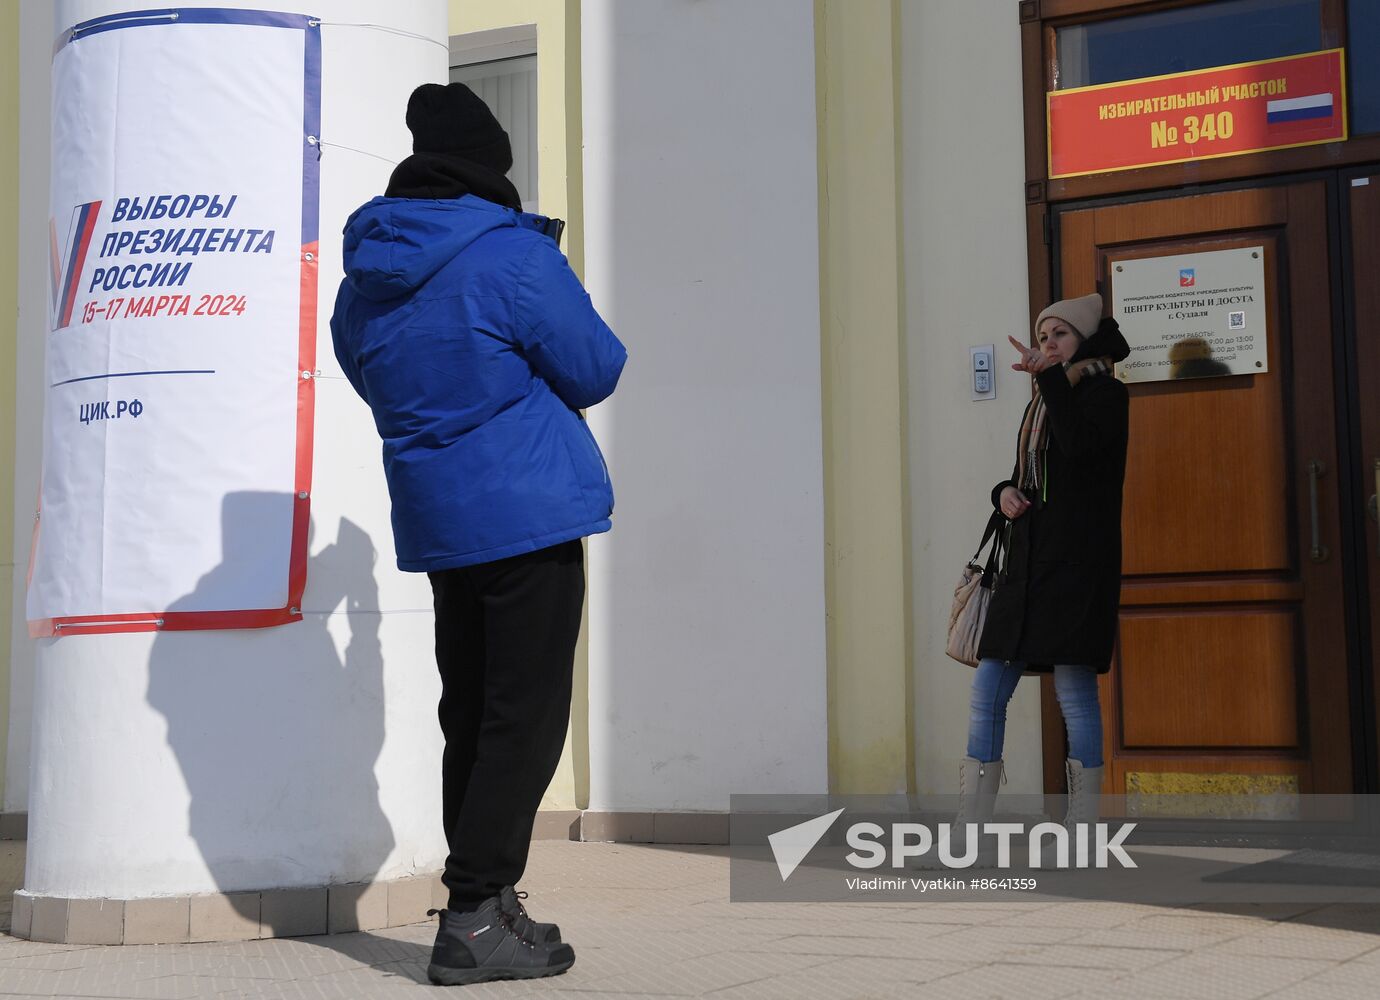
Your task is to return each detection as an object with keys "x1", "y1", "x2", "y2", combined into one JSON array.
[
  {"x1": 1008, "y1": 335, "x2": 1050, "y2": 374},
  {"x1": 1000, "y1": 485, "x2": 1032, "y2": 520}
]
